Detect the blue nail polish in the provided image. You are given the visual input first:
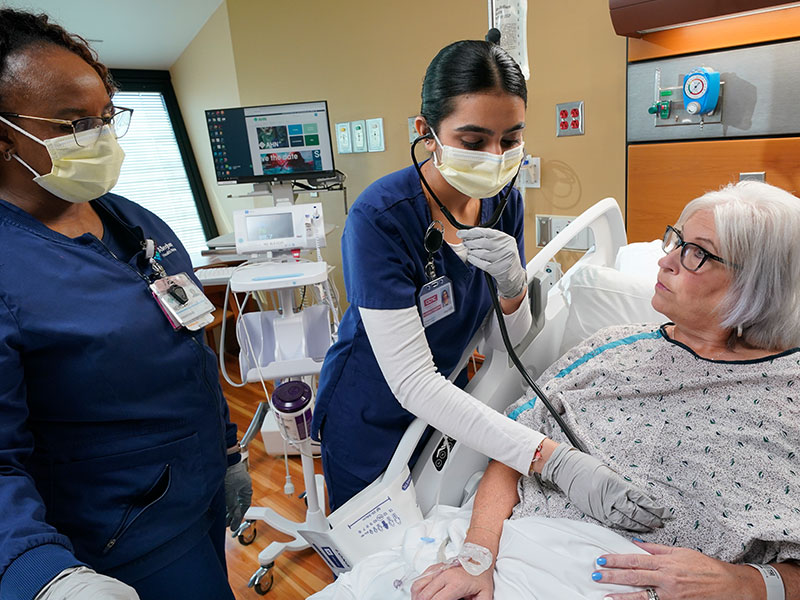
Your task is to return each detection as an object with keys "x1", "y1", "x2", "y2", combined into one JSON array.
[
  {"x1": 592, "y1": 571, "x2": 603, "y2": 581},
  {"x1": 632, "y1": 537, "x2": 644, "y2": 543},
  {"x1": 596, "y1": 557, "x2": 607, "y2": 566}
]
